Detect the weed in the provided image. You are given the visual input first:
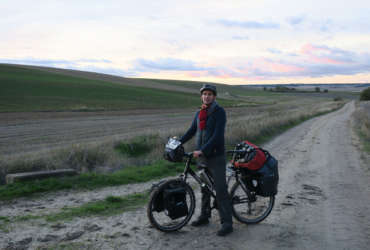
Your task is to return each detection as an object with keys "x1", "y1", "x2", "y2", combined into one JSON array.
[
  {"x1": 0, "y1": 217, "x2": 10, "y2": 232},
  {"x1": 14, "y1": 214, "x2": 42, "y2": 222},
  {"x1": 225, "y1": 101, "x2": 344, "y2": 147},
  {"x1": 360, "y1": 87, "x2": 370, "y2": 101},
  {"x1": 352, "y1": 101, "x2": 370, "y2": 154},
  {"x1": 0, "y1": 160, "x2": 183, "y2": 200},
  {"x1": 46, "y1": 193, "x2": 148, "y2": 221},
  {"x1": 35, "y1": 242, "x2": 91, "y2": 250},
  {"x1": 63, "y1": 144, "x2": 109, "y2": 172},
  {"x1": 0, "y1": 216, "x2": 10, "y2": 222},
  {"x1": 114, "y1": 134, "x2": 160, "y2": 157}
]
